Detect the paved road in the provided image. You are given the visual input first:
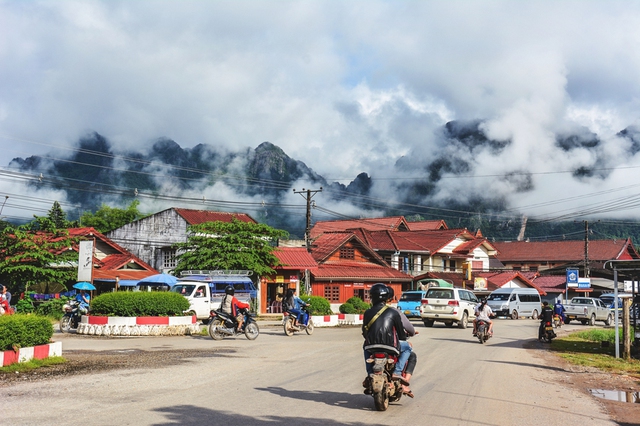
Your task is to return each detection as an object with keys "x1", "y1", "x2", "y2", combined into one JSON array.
[{"x1": 2, "y1": 319, "x2": 615, "y2": 426}]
